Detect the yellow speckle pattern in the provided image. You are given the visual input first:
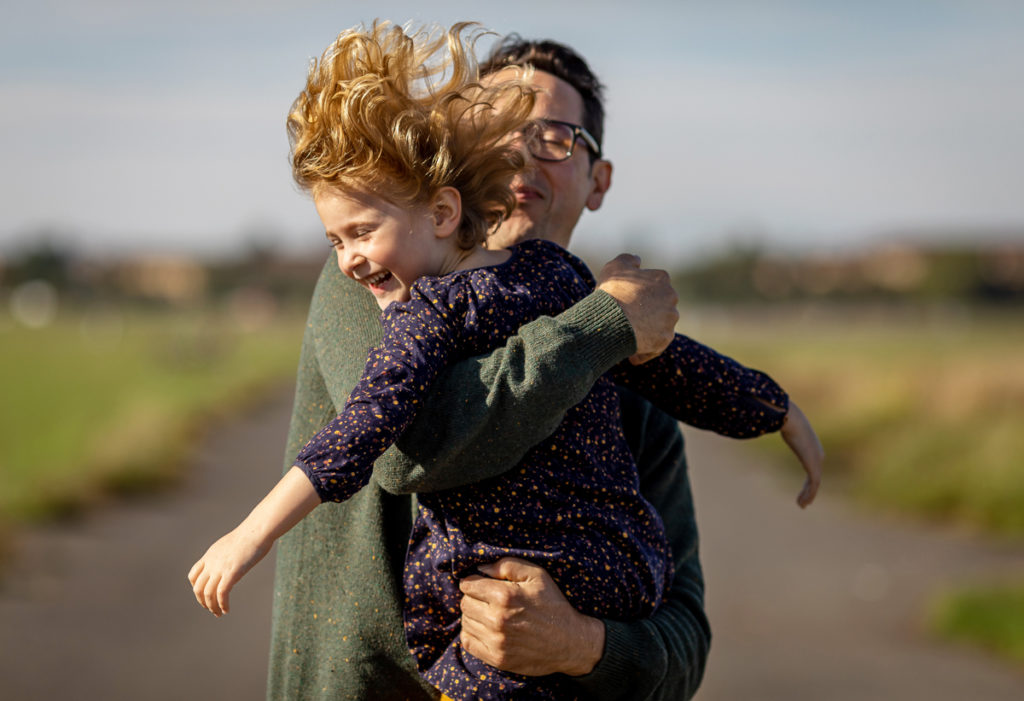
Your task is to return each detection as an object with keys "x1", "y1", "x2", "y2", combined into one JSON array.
[{"x1": 288, "y1": 240, "x2": 787, "y2": 699}]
